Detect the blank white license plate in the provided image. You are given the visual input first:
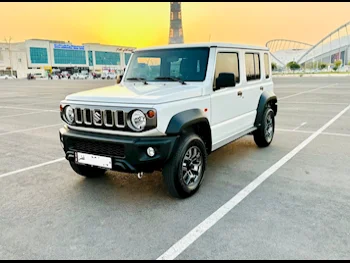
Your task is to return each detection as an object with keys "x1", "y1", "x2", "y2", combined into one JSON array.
[{"x1": 75, "y1": 152, "x2": 112, "y2": 169}]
